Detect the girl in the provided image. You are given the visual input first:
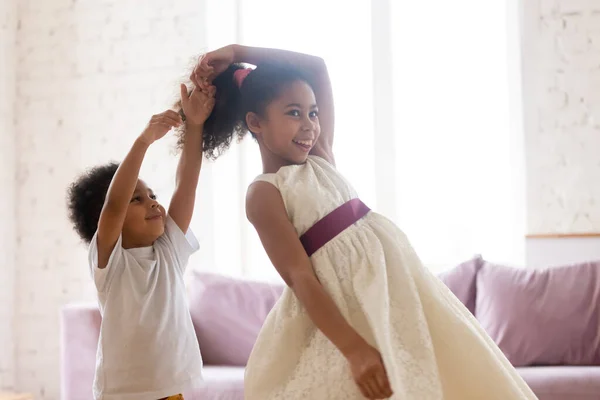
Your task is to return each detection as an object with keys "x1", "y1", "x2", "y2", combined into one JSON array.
[
  {"x1": 66, "y1": 83, "x2": 215, "y2": 400},
  {"x1": 188, "y1": 44, "x2": 537, "y2": 400}
]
